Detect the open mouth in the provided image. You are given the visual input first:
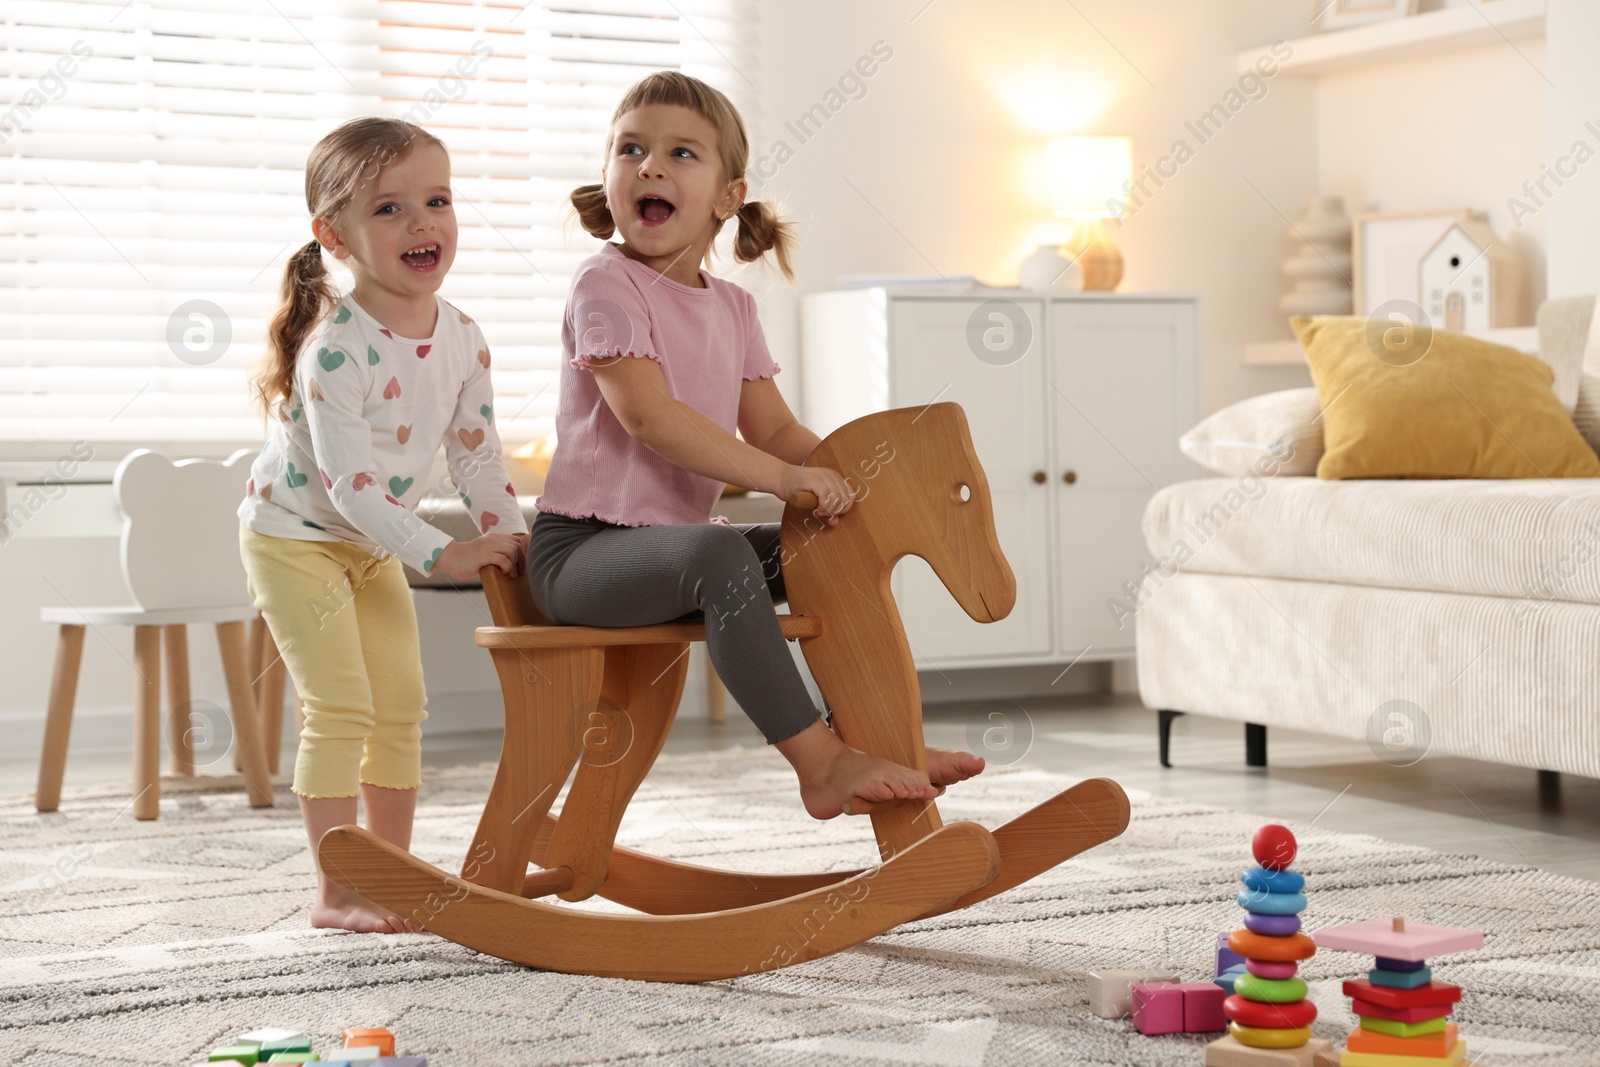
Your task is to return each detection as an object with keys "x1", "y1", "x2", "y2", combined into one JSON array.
[
  {"x1": 636, "y1": 195, "x2": 675, "y2": 226},
  {"x1": 400, "y1": 242, "x2": 440, "y2": 270}
]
